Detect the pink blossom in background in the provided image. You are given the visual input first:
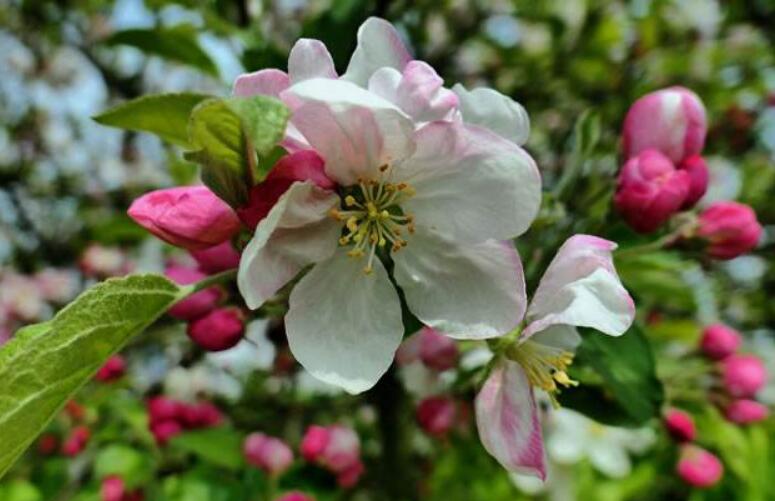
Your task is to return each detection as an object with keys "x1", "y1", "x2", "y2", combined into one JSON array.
[
  {"x1": 697, "y1": 202, "x2": 762, "y2": 260},
  {"x1": 721, "y1": 354, "x2": 768, "y2": 398},
  {"x1": 676, "y1": 445, "x2": 723, "y2": 488},
  {"x1": 725, "y1": 399, "x2": 769, "y2": 425},
  {"x1": 699, "y1": 324, "x2": 741, "y2": 360}
]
